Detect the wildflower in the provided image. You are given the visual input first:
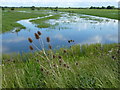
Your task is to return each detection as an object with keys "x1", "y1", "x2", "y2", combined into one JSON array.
[
  {"x1": 46, "y1": 37, "x2": 50, "y2": 42},
  {"x1": 37, "y1": 31, "x2": 42, "y2": 35},
  {"x1": 29, "y1": 46, "x2": 34, "y2": 50},
  {"x1": 34, "y1": 33, "x2": 40, "y2": 39},
  {"x1": 28, "y1": 38, "x2": 33, "y2": 43}
]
